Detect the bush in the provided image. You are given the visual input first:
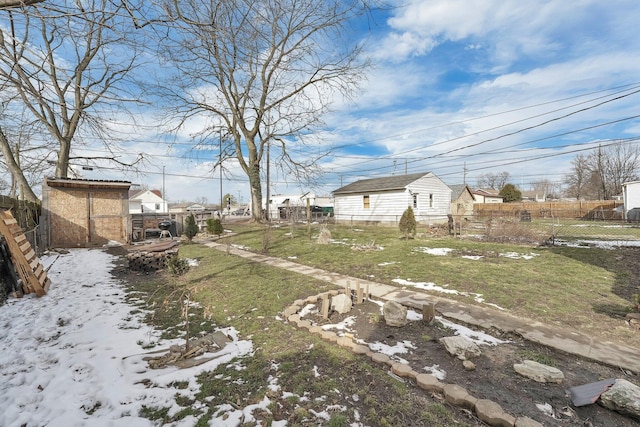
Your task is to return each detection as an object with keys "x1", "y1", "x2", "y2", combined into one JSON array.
[
  {"x1": 166, "y1": 255, "x2": 190, "y2": 276},
  {"x1": 399, "y1": 206, "x2": 417, "y2": 239},
  {"x1": 206, "y1": 218, "x2": 223, "y2": 236},
  {"x1": 184, "y1": 214, "x2": 198, "y2": 242}
]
